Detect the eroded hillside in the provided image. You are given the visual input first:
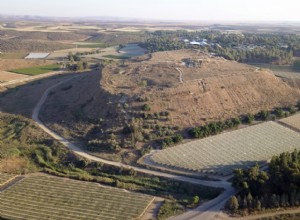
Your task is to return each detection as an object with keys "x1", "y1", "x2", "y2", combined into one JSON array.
[
  {"x1": 40, "y1": 50, "x2": 300, "y2": 163},
  {"x1": 102, "y1": 50, "x2": 300, "y2": 127}
]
